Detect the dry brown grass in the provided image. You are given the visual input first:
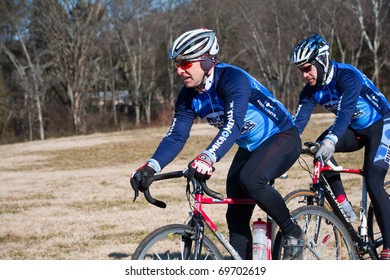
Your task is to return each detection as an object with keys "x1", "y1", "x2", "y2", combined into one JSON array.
[{"x1": 0, "y1": 113, "x2": 377, "y2": 259}]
